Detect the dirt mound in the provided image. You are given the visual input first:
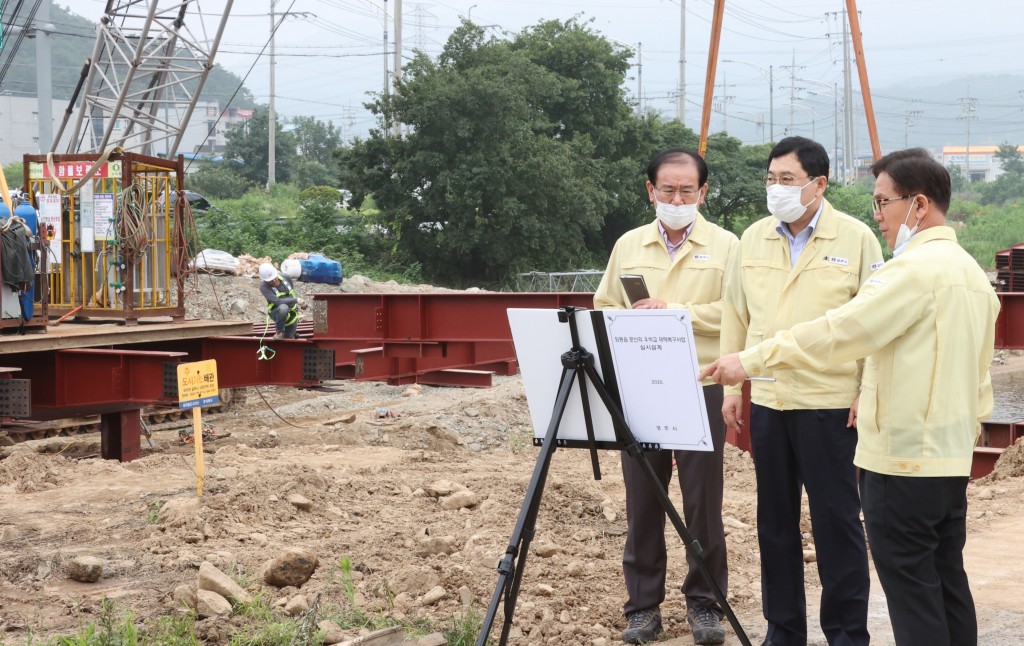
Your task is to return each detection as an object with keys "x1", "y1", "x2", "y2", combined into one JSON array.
[
  {"x1": 1, "y1": 273, "x2": 1024, "y2": 643},
  {"x1": 985, "y1": 436, "x2": 1024, "y2": 480}
]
